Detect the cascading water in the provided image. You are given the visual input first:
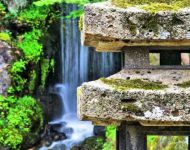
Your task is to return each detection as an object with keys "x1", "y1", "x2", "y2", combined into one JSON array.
[{"x1": 40, "y1": 4, "x2": 121, "y2": 150}]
